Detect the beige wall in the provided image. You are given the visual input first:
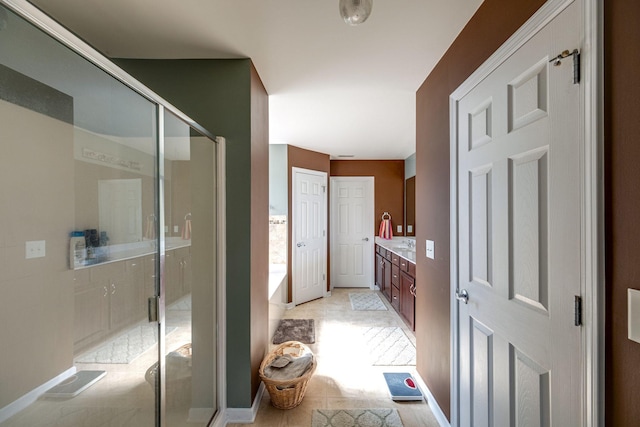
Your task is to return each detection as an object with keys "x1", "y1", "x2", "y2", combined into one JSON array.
[{"x1": 0, "y1": 100, "x2": 75, "y2": 408}]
